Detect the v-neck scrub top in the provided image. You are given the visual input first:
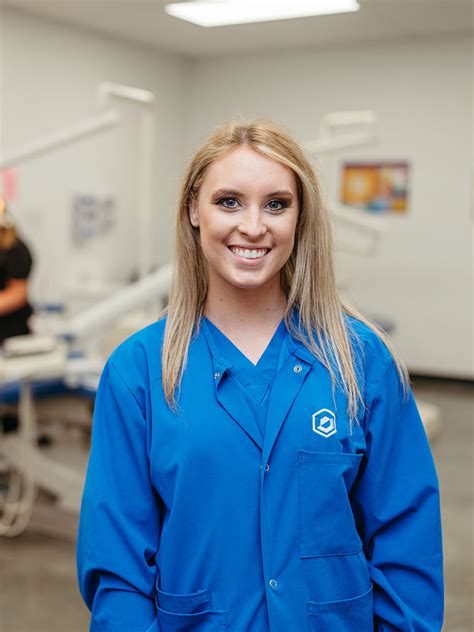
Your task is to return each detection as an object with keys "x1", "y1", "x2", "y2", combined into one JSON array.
[{"x1": 77, "y1": 312, "x2": 444, "y2": 632}]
